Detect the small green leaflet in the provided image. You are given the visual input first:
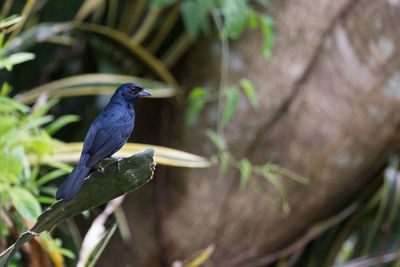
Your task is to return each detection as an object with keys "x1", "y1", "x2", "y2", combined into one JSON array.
[
  {"x1": 240, "y1": 79, "x2": 258, "y2": 108},
  {"x1": 181, "y1": 0, "x2": 210, "y2": 39},
  {"x1": 221, "y1": 0, "x2": 247, "y2": 39},
  {"x1": 206, "y1": 130, "x2": 226, "y2": 151},
  {"x1": 239, "y1": 158, "x2": 252, "y2": 189},
  {"x1": 7, "y1": 187, "x2": 41, "y2": 222},
  {"x1": 222, "y1": 86, "x2": 240, "y2": 126},
  {"x1": 46, "y1": 115, "x2": 80, "y2": 135},
  {"x1": 188, "y1": 87, "x2": 206, "y2": 101},
  {"x1": 259, "y1": 15, "x2": 275, "y2": 59},
  {"x1": 0, "y1": 52, "x2": 35, "y2": 71},
  {"x1": 186, "y1": 99, "x2": 205, "y2": 125},
  {"x1": 218, "y1": 152, "x2": 229, "y2": 179}
]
